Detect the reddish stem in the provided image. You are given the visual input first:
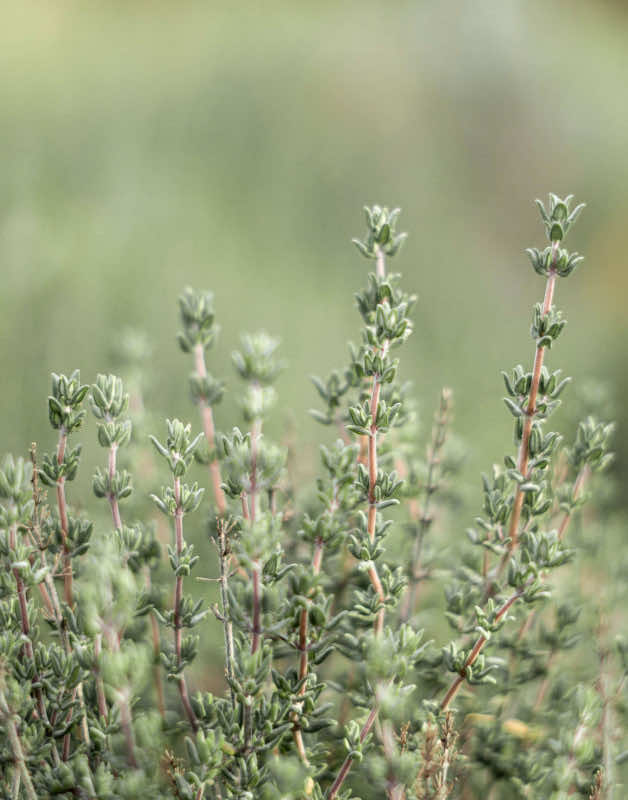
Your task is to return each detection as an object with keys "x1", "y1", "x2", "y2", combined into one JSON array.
[
  {"x1": 440, "y1": 584, "x2": 529, "y2": 711},
  {"x1": 249, "y1": 414, "x2": 261, "y2": 525},
  {"x1": 512, "y1": 270, "x2": 557, "y2": 534},
  {"x1": 496, "y1": 255, "x2": 558, "y2": 581},
  {"x1": 328, "y1": 705, "x2": 380, "y2": 799},
  {"x1": 9, "y1": 522, "x2": 57, "y2": 762},
  {"x1": 35, "y1": 572, "x2": 55, "y2": 617},
  {"x1": 194, "y1": 343, "x2": 226, "y2": 516}
]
